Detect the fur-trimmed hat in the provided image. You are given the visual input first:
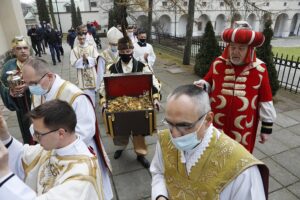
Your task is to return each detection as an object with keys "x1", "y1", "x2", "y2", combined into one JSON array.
[{"x1": 118, "y1": 37, "x2": 134, "y2": 50}]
